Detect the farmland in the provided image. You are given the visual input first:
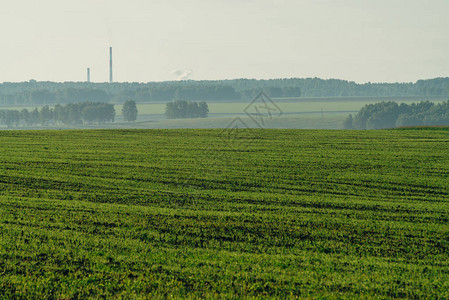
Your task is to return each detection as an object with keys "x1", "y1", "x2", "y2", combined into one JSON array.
[
  {"x1": 3, "y1": 97, "x2": 444, "y2": 130},
  {"x1": 1, "y1": 129, "x2": 449, "y2": 298},
  {"x1": 117, "y1": 98, "x2": 445, "y2": 129}
]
